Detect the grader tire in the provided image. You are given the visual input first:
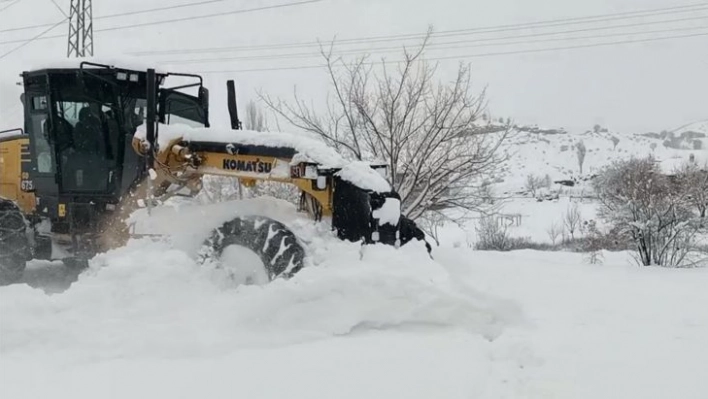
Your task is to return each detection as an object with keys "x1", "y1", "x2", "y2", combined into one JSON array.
[
  {"x1": 198, "y1": 216, "x2": 305, "y2": 281},
  {"x1": 0, "y1": 200, "x2": 30, "y2": 285}
]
